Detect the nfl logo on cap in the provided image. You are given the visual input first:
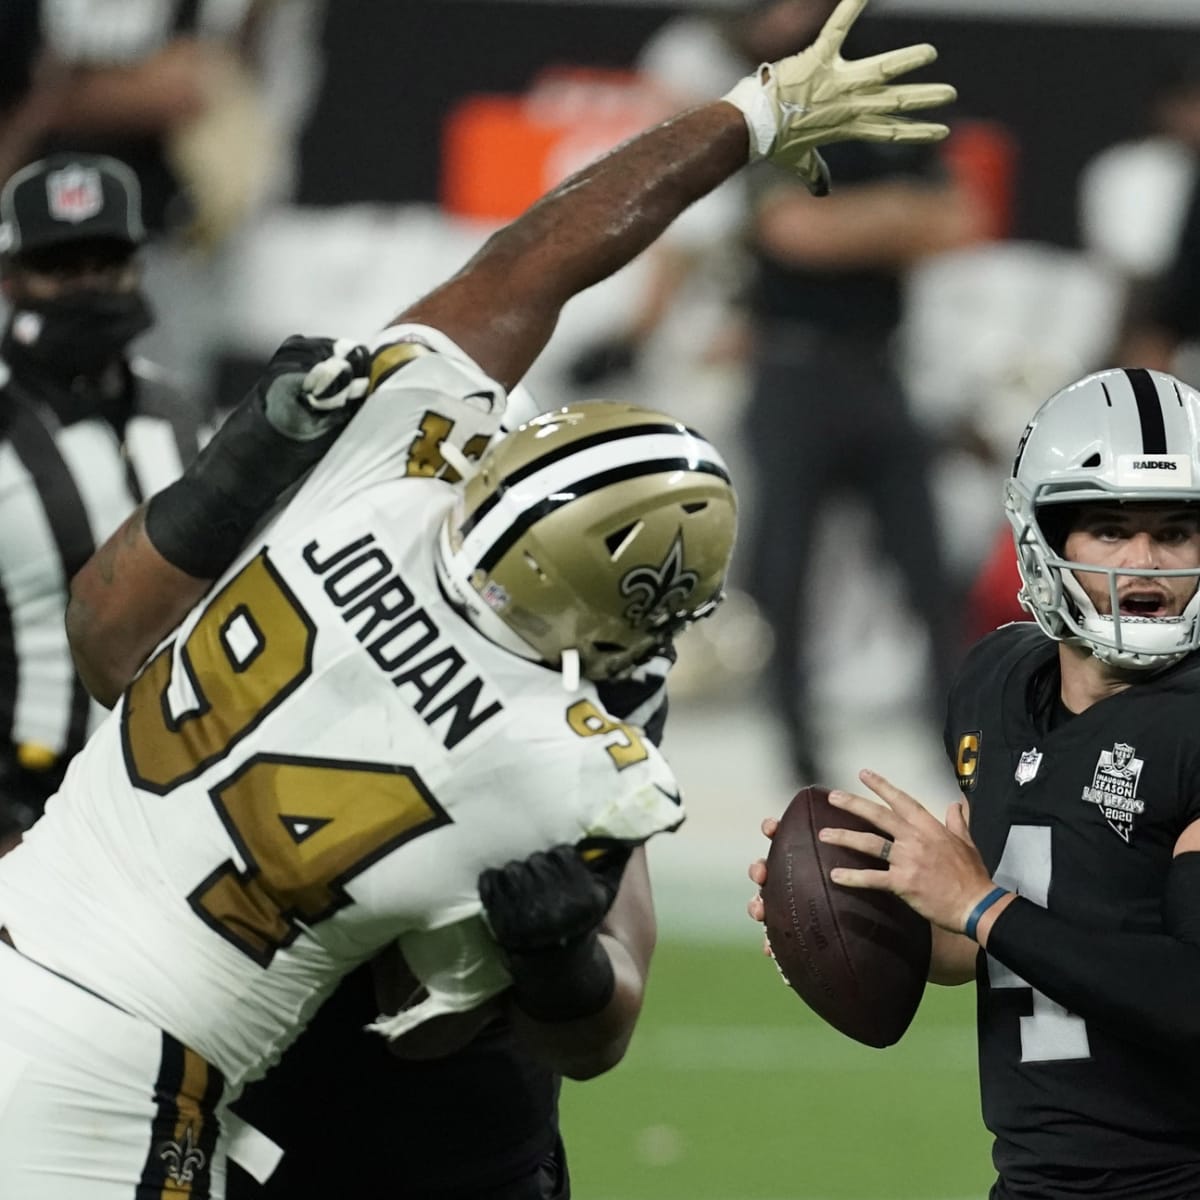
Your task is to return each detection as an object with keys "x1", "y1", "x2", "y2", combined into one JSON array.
[
  {"x1": 47, "y1": 164, "x2": 104, "y2": 224},
  {"x1": 0, "y1": 153, "x2": 144, "y2": 257}
]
